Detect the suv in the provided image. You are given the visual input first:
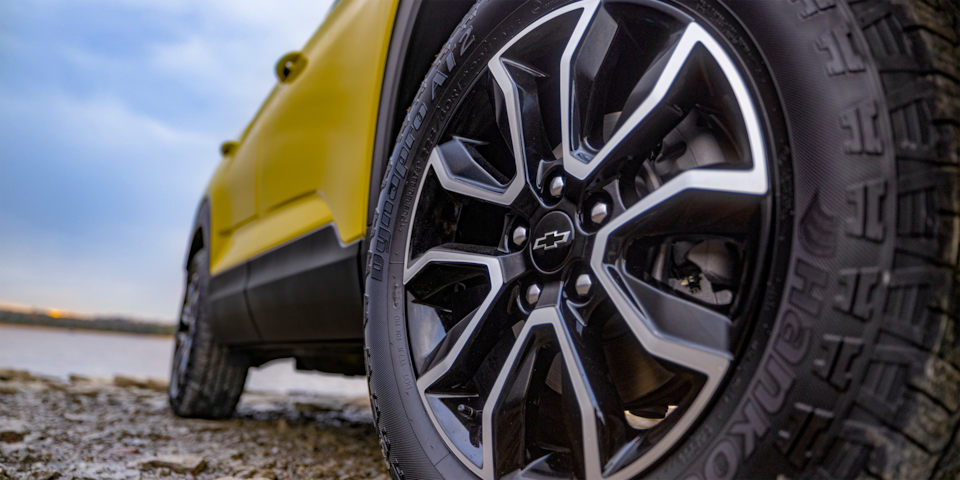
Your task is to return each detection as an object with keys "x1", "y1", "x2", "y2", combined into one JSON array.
[{"x1": 169, "y1": 1, "x2": 960, "y2": 479}]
